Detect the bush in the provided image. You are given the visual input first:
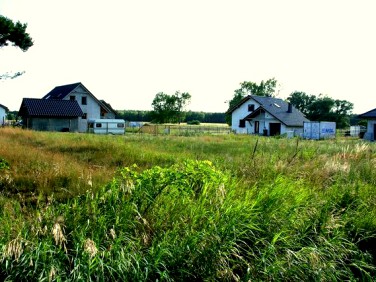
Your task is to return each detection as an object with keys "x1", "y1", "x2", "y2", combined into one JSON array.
[{"x1": 186, "y1": 120, "x2": 200, "y2": 125}]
